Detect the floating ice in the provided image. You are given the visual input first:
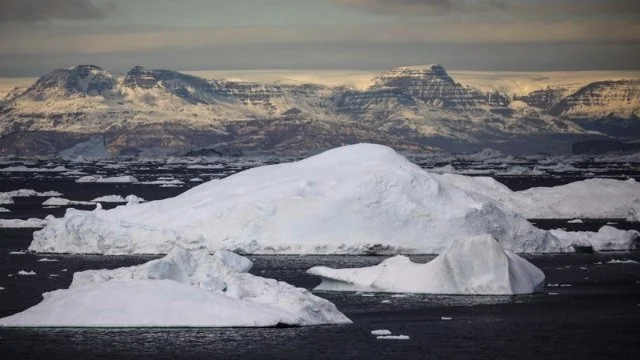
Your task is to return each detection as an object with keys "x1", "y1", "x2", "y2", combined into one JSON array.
[
  {"x1": 0, "y1": 166, "x2": 69, "y2": 172},
  {"x1": 0, "y1": 217, "x2": 52, "y2": 228},
  {"x1": 29, "y1": 144, "x2": 562, "y2": 255},
  {"x1": 0, "y1": 248, "x2": 351, "y2": 328},
  {"x1": 551, "y1": 226, "x2": 639, "y2": 252},
  {"x1": 76, "y1": 175, "x2": 139, "y2": 184},
  {"x1": 307, "y1": 234, "x2": 545, "y2": 295},
  {"x1": 377, "y1": 335, "x2": 410, "y2": 340},
  {"x1": 437, "y1": 174, "x2": 640, "y2": 220},
  {"x1": 606, "y1": 259, "x2": 639, "y2": 264},
  {"x1": 17, "y1": 270, "x2": 36, "y2": 276},
  {"x1": 371, "y1": 329, "x2": 392, "y2": 336},
  {"x1": 42, "y1": 197, "x2": 93, "y2": 206},
  {"x1": 91, "y1": 195, "x2": 146, "y2": 204}
]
